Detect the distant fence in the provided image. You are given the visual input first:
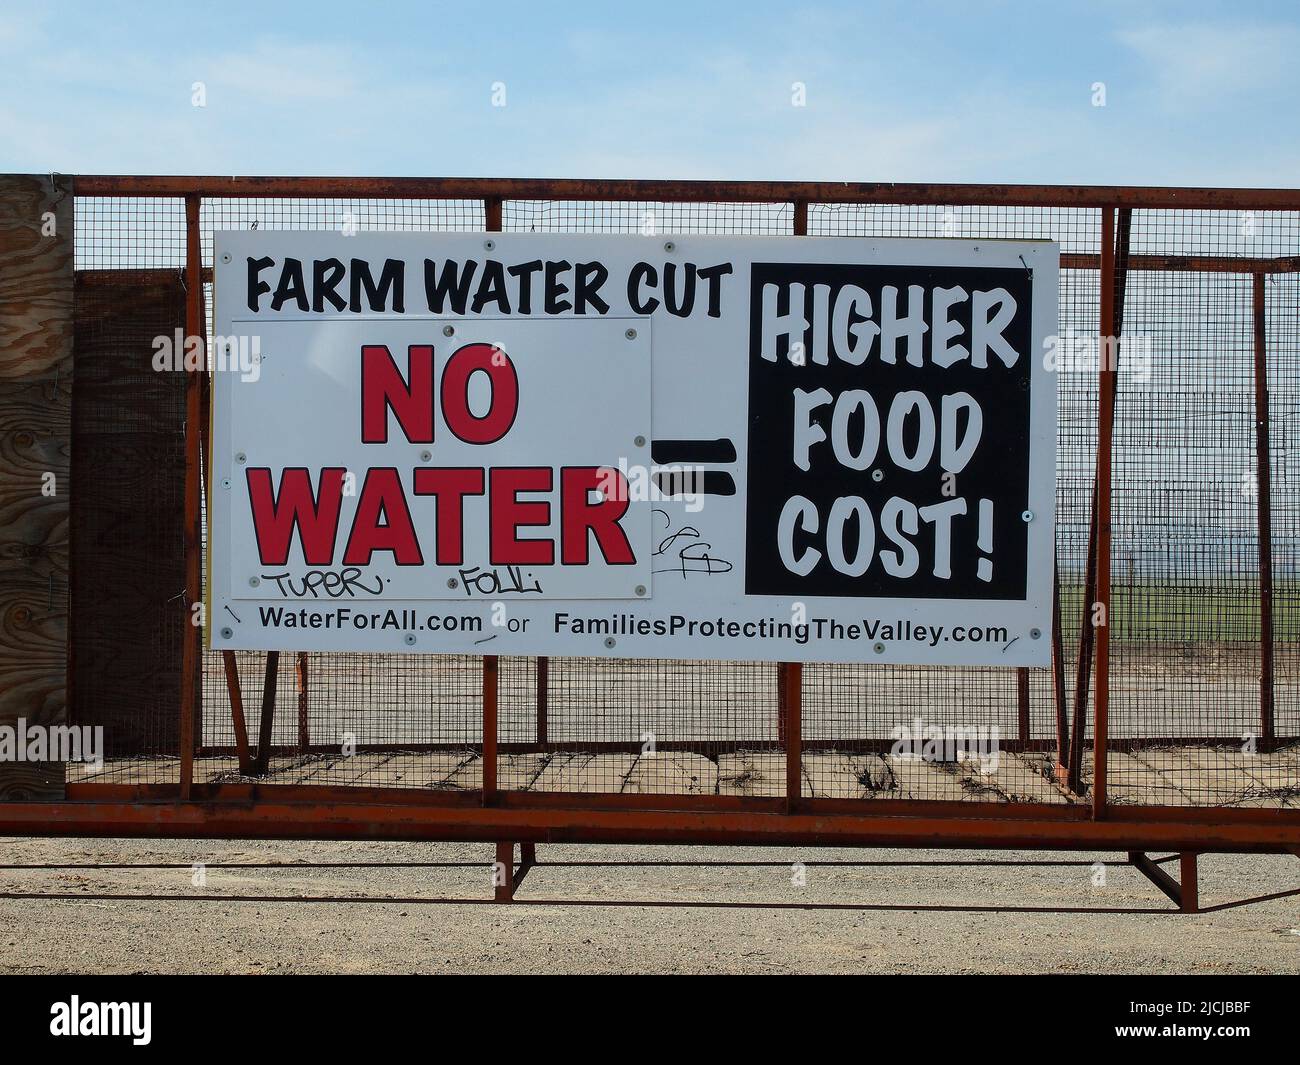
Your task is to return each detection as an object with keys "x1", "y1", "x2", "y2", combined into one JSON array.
[{"x1": 0, "y1": 176, "x2": 1297, "y2": 861}]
